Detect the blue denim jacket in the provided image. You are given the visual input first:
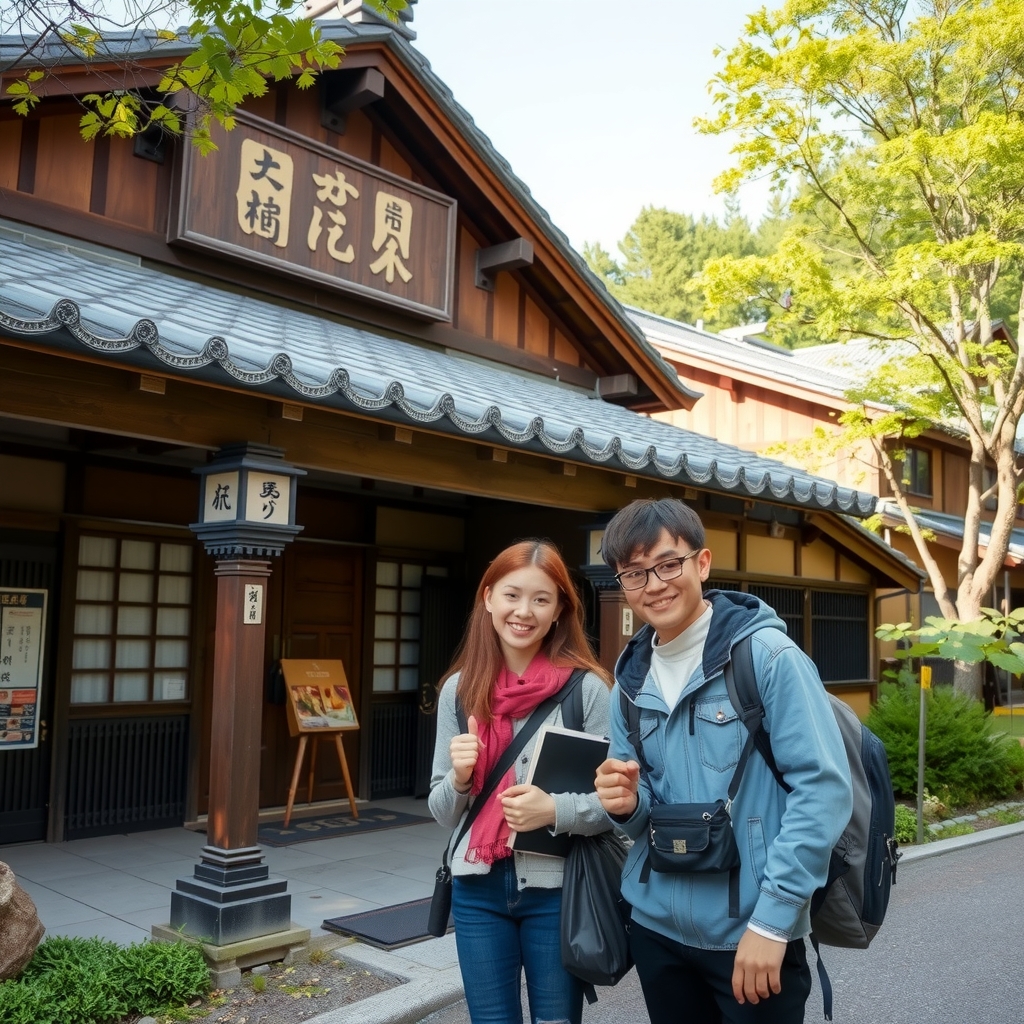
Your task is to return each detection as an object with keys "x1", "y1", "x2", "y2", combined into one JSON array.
[{"x1": 611, "y1": 590, "x2": 852, "y2": 949}]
